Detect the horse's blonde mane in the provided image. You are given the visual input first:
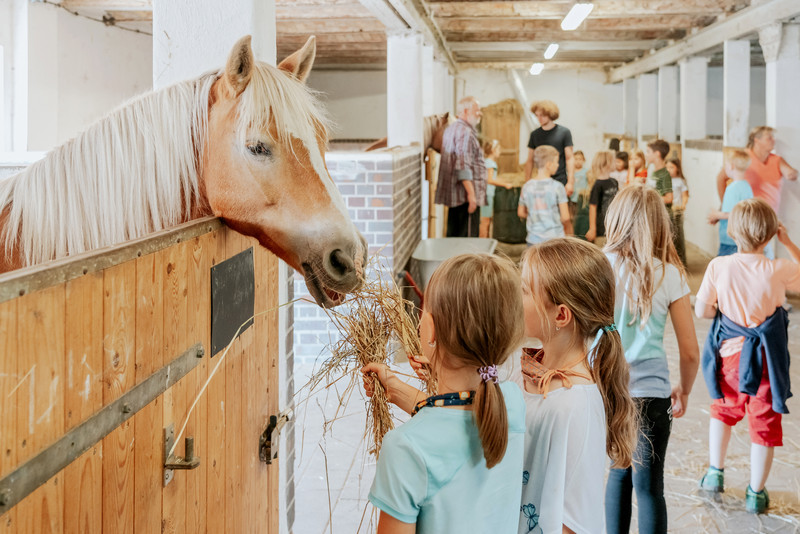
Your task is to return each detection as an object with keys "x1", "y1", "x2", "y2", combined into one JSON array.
[{"x1": 0, "y1": 60, "x2": 331, "y2": 268}]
